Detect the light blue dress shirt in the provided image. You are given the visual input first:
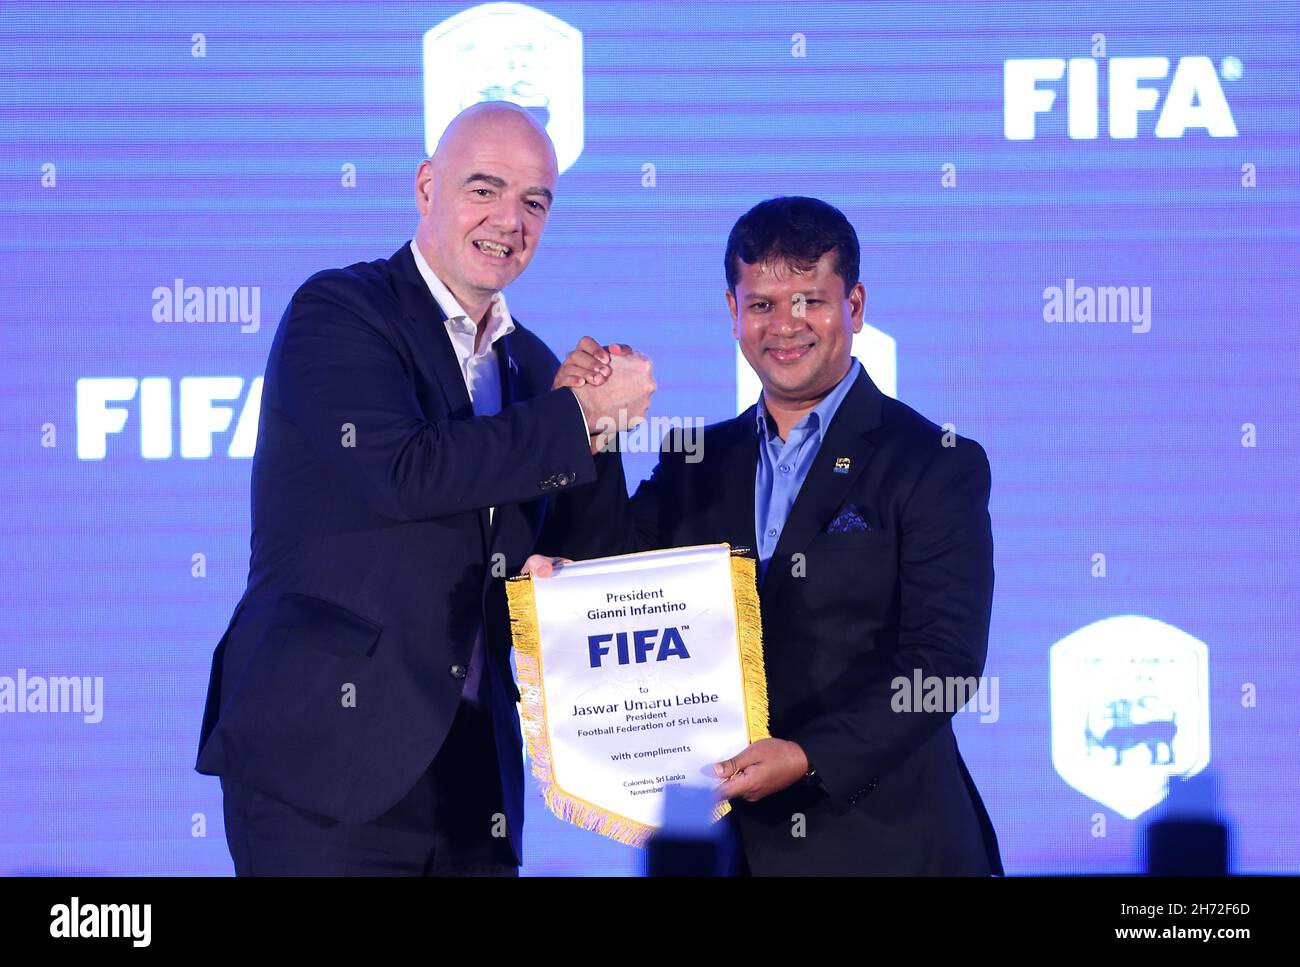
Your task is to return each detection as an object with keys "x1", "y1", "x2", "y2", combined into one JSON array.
[{"x1": 754, "y1": 359, "x2": 861, "y2": 581}]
